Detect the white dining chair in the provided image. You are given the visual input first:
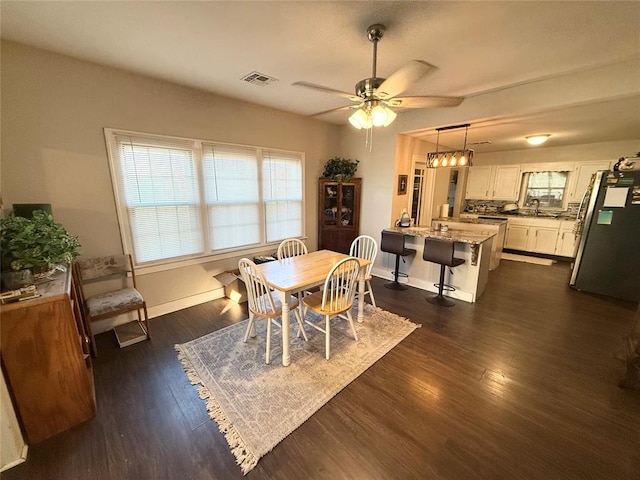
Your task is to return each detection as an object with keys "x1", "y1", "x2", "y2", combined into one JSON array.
[
  {"x1": 349, "y1": 234, "x2": 378, "y2": 308},
  {"x1": 238, "y1": 258, "x2": 307, "y2": 364},
  {"x1": 276, "y1": 237, "x2": 310, "y2": 312},
  {"x1": 302, "y1": 257, "x2": 360, "y2": 360},
  {"x1": 276, "y1": 238, "x2": 308, "y2": 260}
]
